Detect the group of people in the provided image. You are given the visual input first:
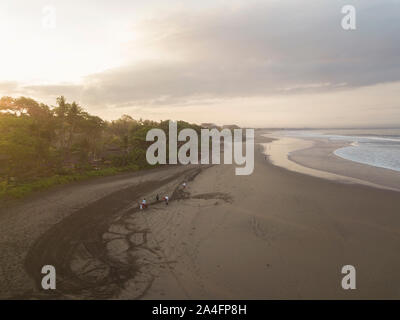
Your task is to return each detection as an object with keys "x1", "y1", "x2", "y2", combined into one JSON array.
[
  {"x1": 139, "y1": 181, "x2": 187, "y2": 210},
  {"x1": 139, "y1": 196, "x2": 168, "y2": 210}
]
